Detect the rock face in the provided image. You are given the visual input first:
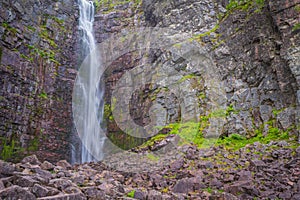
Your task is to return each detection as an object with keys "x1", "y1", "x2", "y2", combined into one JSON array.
[
  {"x1": 0, "y1": 0, "x2": 299, "y2": 162},
  {"x1": 94, "y1": 0, "x2": 300, "y2": 148},
  {"x1": 0, "y1": 0, "x2": 78, "y2": 162}
]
